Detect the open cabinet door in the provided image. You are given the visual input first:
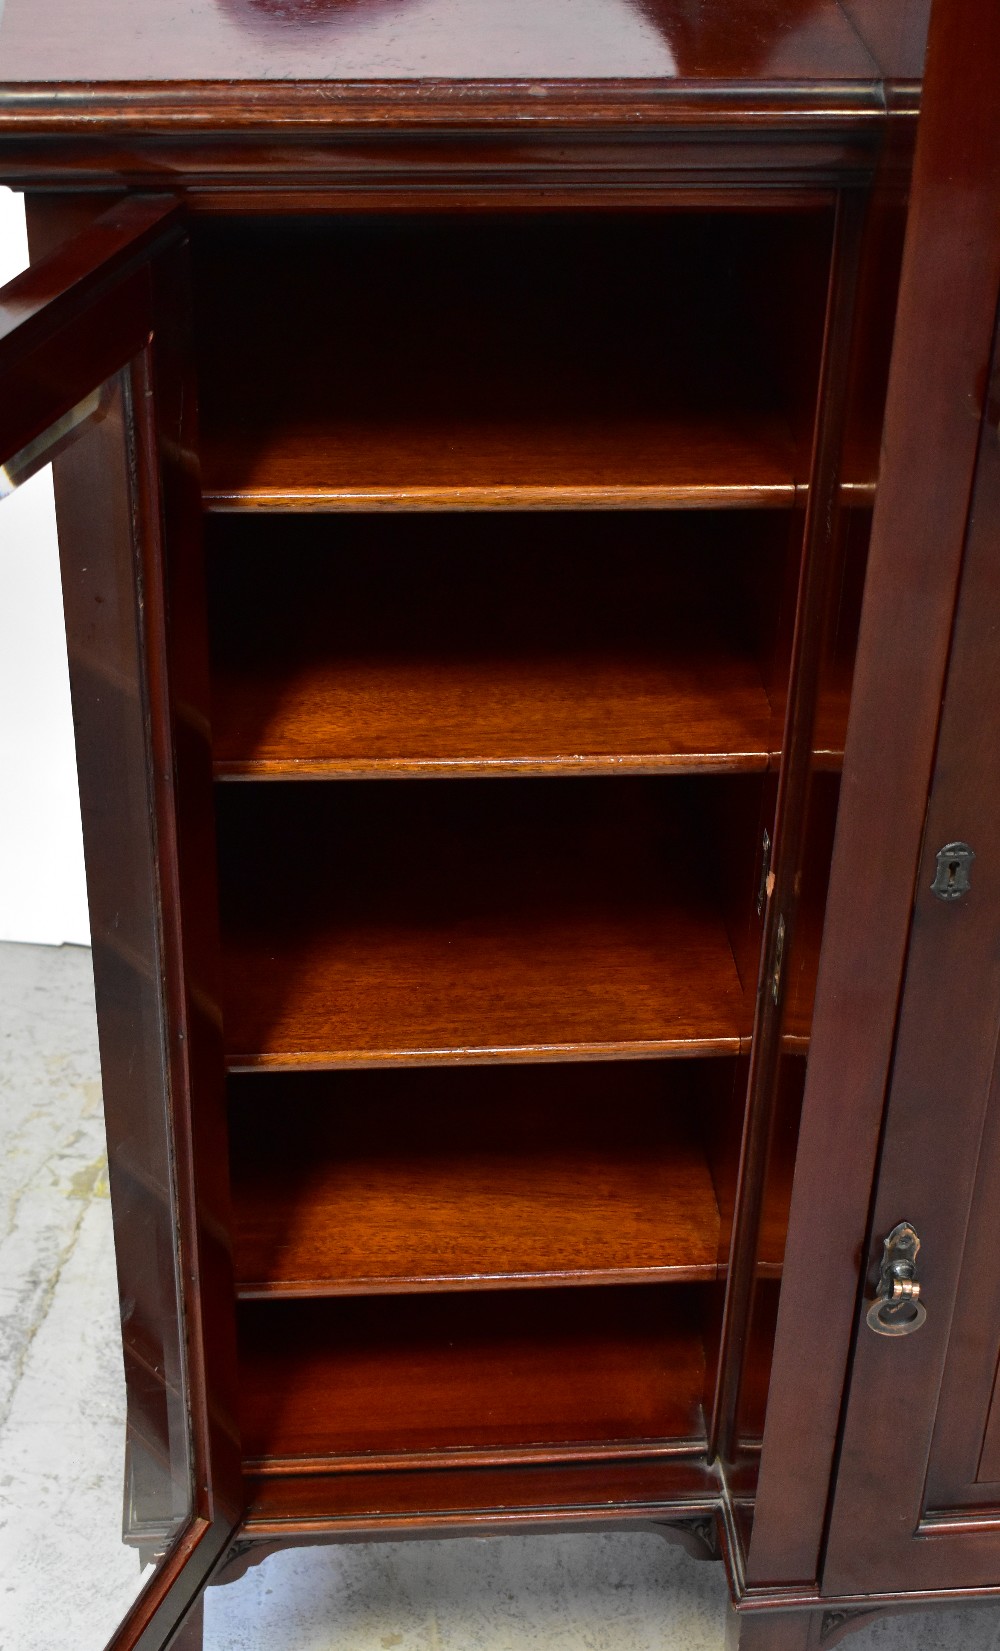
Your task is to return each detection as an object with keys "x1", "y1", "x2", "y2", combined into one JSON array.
[
  {"x1": 740, "y1": 0, "x2": 1000, "y2": 1613},
  {"x1": 820, "y1": 0, "x2": 1000, "y2": 1603},
  {"x1": 0, "y1": 199, "x2": 242, "y2": 1648}
]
